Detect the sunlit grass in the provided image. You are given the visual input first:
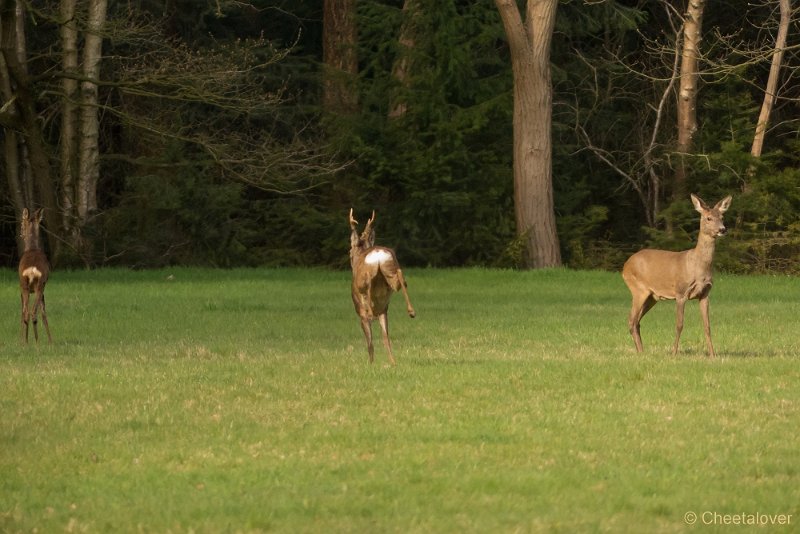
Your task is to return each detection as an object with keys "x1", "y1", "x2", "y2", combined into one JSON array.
[{"x1": 1, "y1": 268, "x2": 798, "y2": 532}]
